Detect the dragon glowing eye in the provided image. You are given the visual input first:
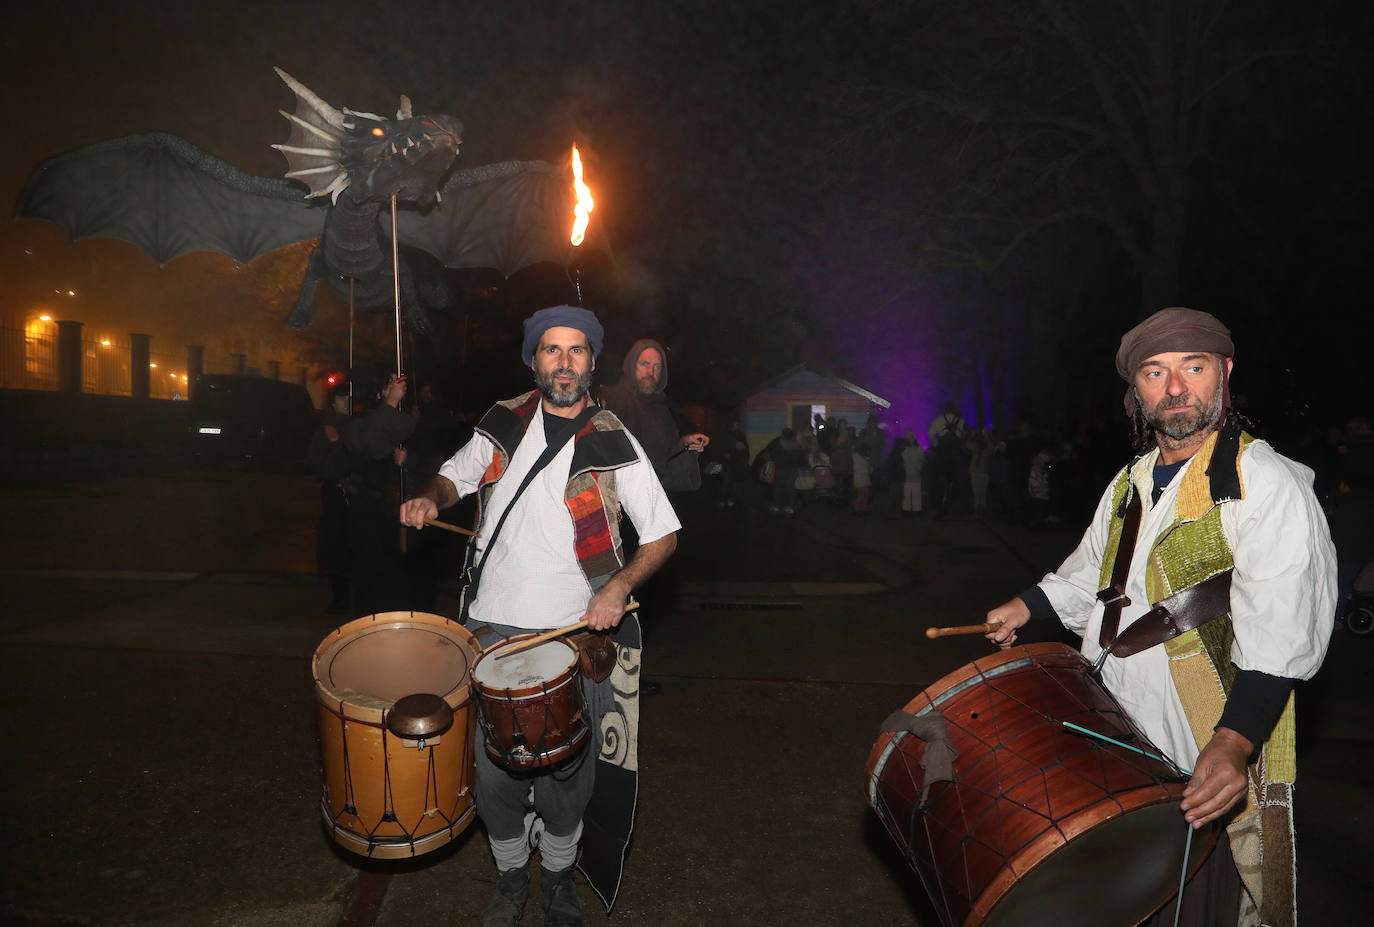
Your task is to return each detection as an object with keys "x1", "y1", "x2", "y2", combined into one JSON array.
[{"x1": 371, "y1": 127, "x2": 385, "y2": 137}]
